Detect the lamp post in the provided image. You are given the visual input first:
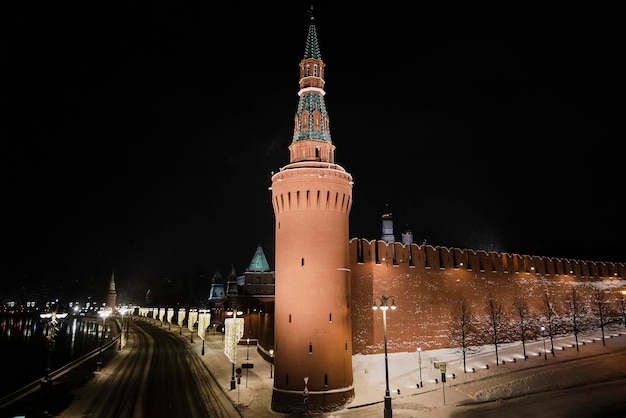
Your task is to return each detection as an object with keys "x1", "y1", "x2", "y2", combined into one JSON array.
[
  {"x1": 98, "y1": 310, "x2": 110, "y2": 370},
  {"x1": 245, "y1": 338, "x2": 251, "y2": 388},
  {"x1": 39, "y1": 313, "x2": 55, "y2": 384},
  {"x1": 227, "y1": 306, "x2": 243, "y2": 390},
  {"x1": 269, "y1": 348, "x2": 274, "y2": 378},
  {"x1": 621, "y1": 290, "x2": 626, "y2": 331},
  {"x1": 118, "y1": 308, "x2": 126, "y2": 350},
  {"x1": 541, "y1": 325, "x2": 547, "y2": 360},
  {"x1": 39, "y1": 312, "x2": 63, "y2": 415},
  {"x1": 417, "y1": 347, "x2": 422, "y2": 388},
  {"x1": 373, "y1": 295, "x2": 397, "y2": 418},
  {"x1": 39, "y1": 313, "x2": 57, "y2": 389}
]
